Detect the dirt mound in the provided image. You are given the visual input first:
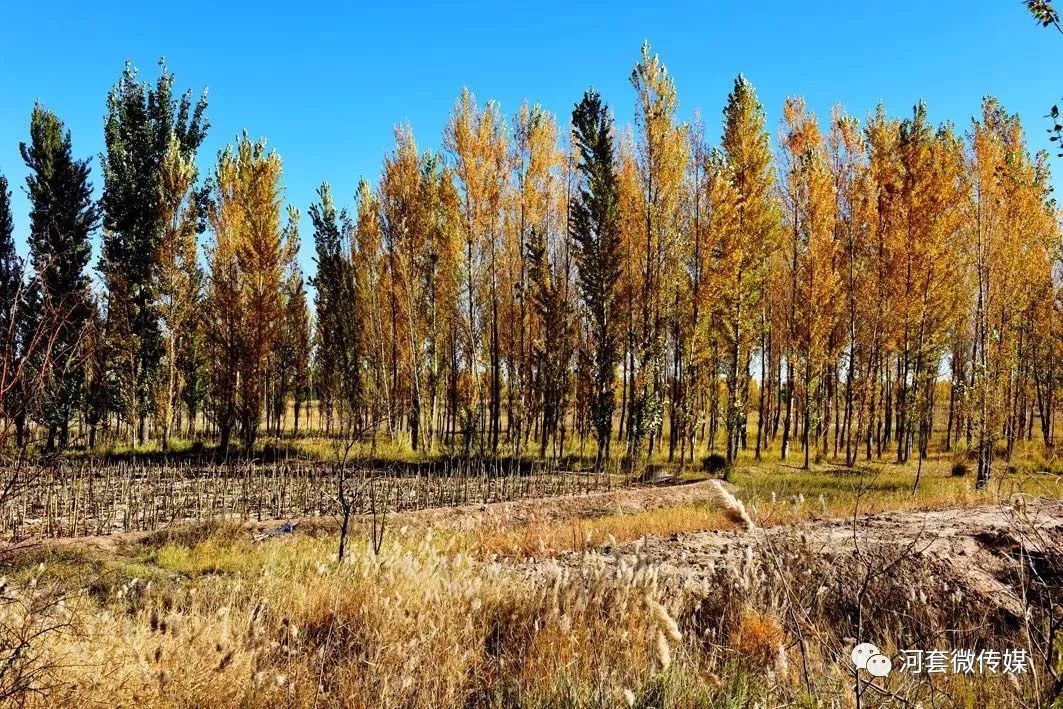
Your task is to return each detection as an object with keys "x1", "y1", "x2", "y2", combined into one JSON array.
[{"x1": 534, "y1": 499, "x2": 1063, "y2": 625}]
